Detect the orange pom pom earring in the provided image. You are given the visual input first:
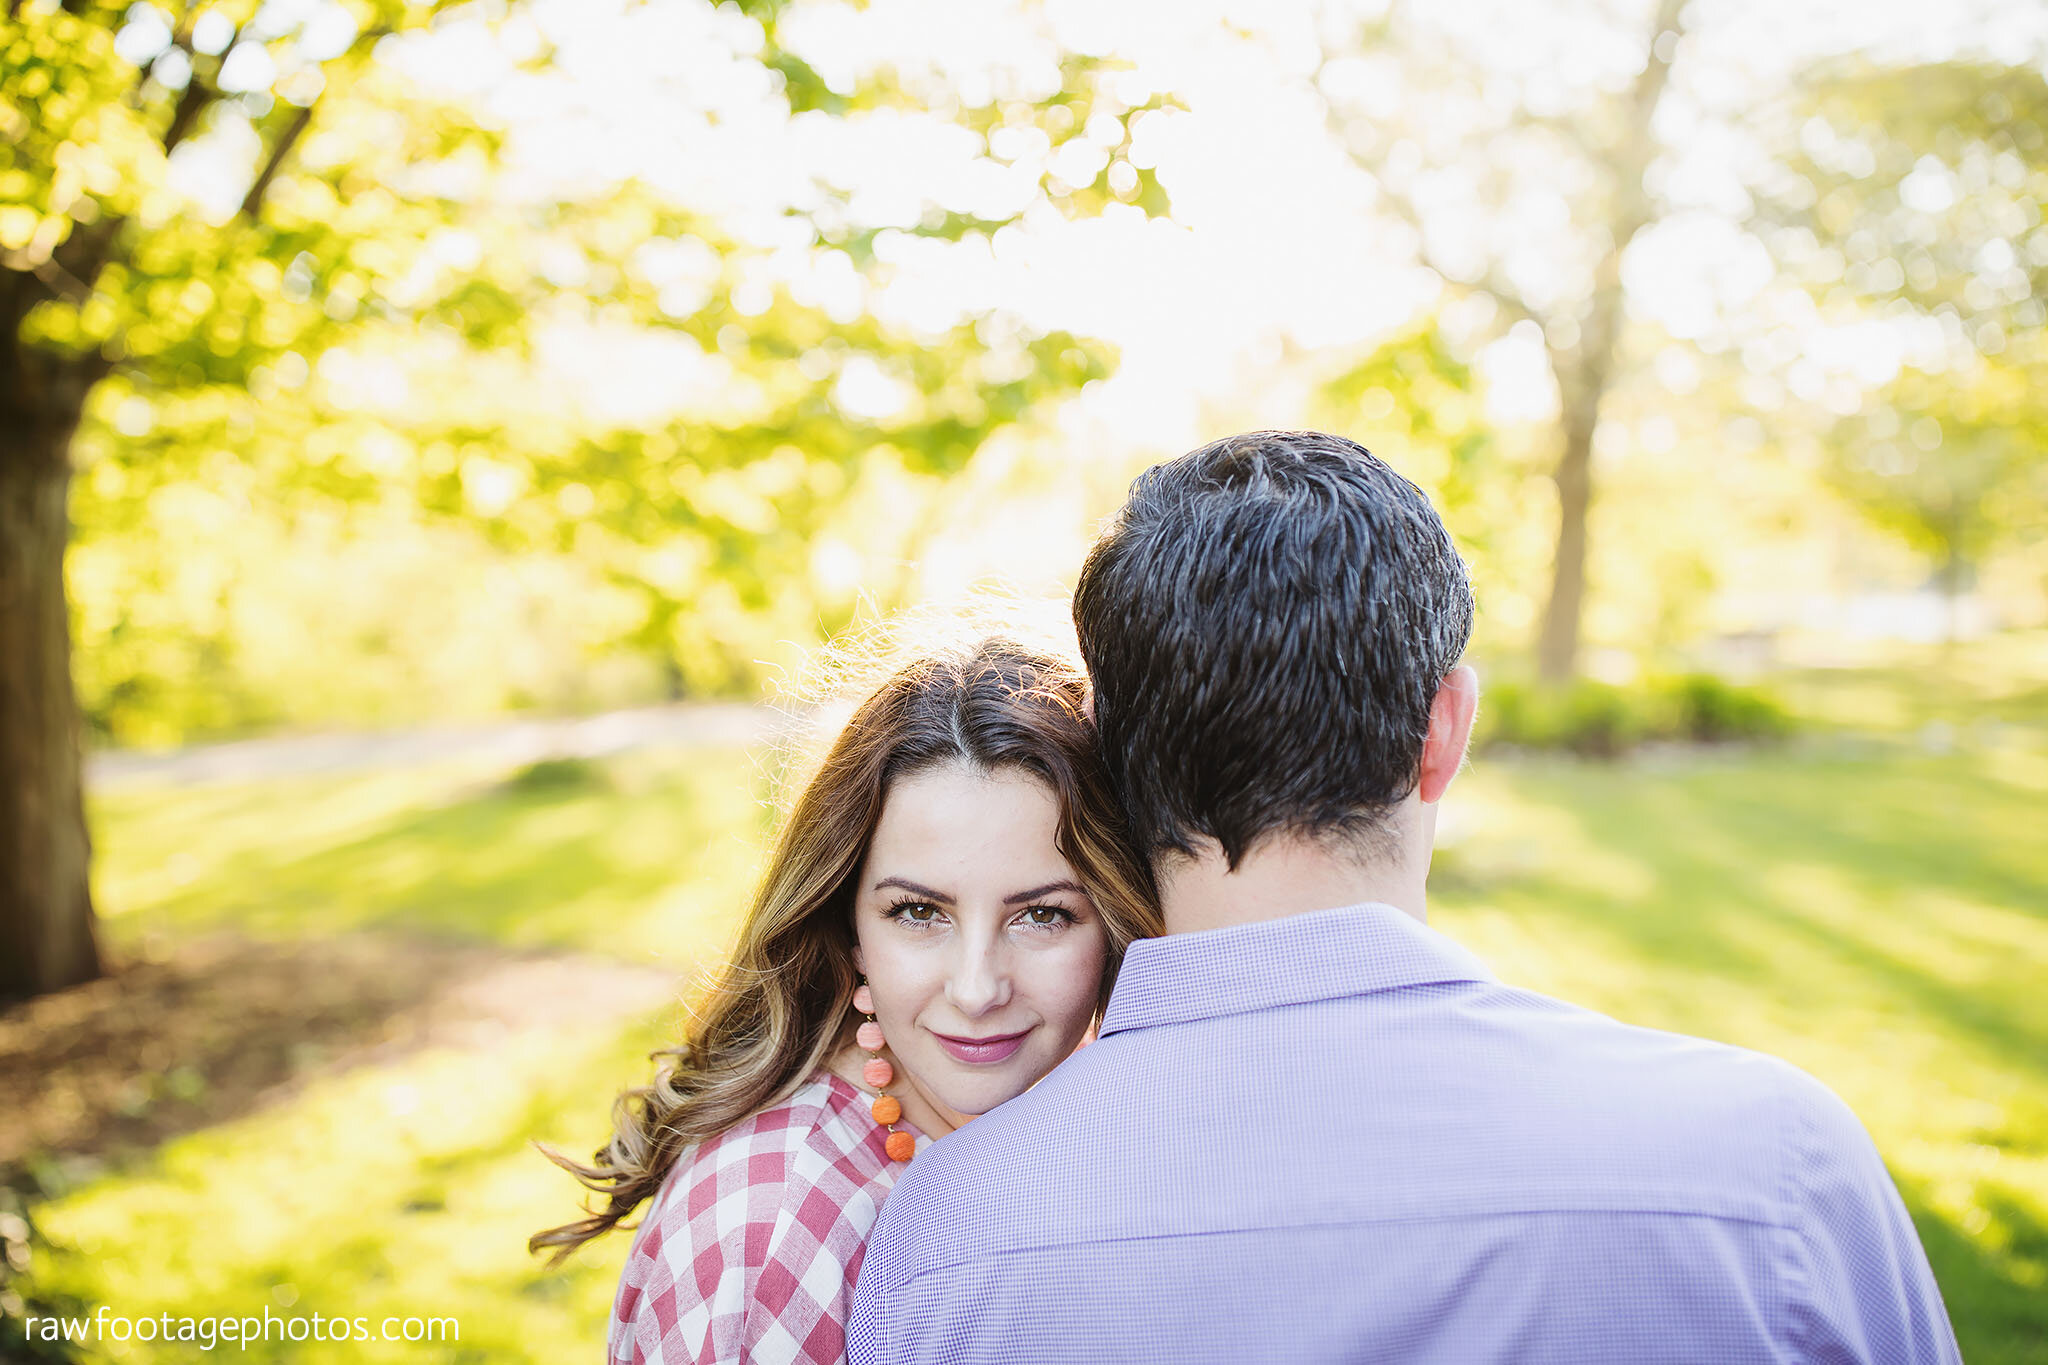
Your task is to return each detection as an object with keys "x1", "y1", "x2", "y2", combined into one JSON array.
[{"x1": 853, "y1": 981, "x2": 916, "y2": 1163}]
